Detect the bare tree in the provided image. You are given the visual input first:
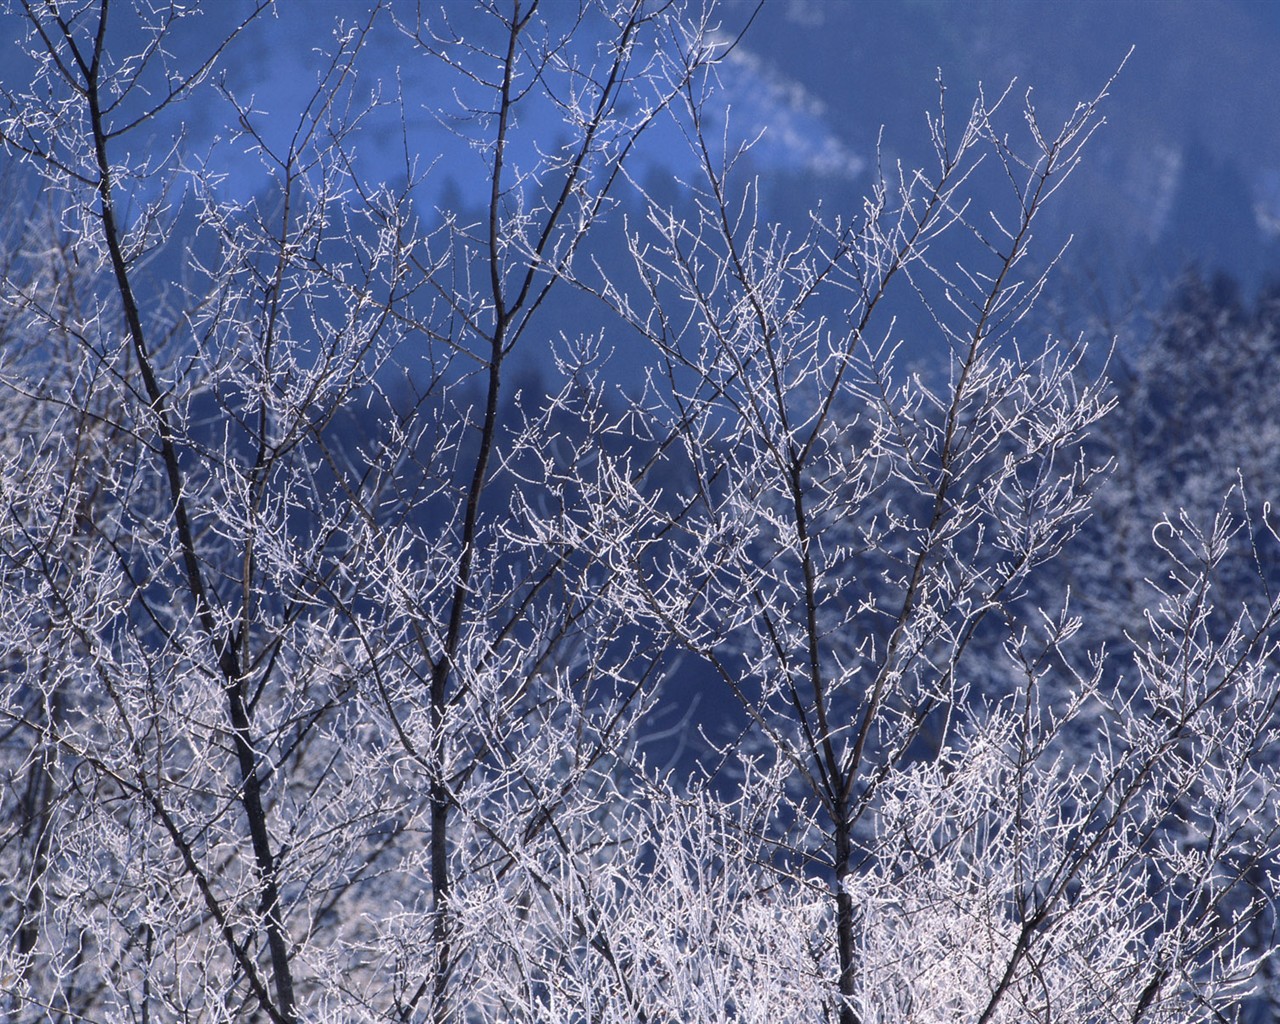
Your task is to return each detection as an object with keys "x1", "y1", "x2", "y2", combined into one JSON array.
[
  {"x1": 552, "y1": 61, "x2": 1280, "y2": 1023},
  {"x1": 0, "y1": 3, "x2": 1277, "y2": 1024},
  {"x1": 0, "y1": 2, "x2": 718, "y2": 1021}
]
